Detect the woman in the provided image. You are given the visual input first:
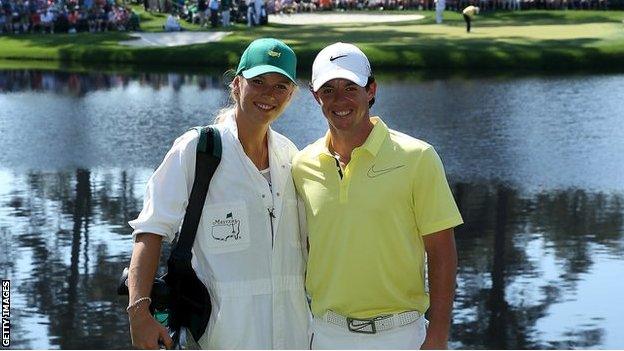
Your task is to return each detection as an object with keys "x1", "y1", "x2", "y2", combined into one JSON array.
[{"x1": 126, "y1": 38, "x2": 309, "y2": 349}]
